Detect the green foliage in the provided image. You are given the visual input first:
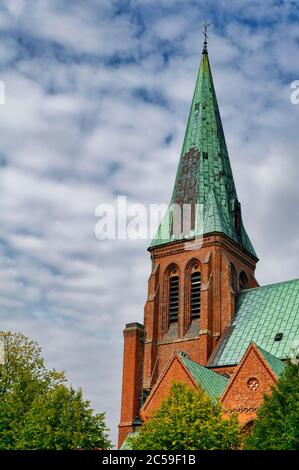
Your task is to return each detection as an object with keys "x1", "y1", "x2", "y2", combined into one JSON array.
[
  {"x1": 245, "y1": 362, "x2": 299, "y2": 450},
  {"x1": 0, "y1": 331, "x2": 111, "y2": 449},
  {"x1": 128, "y1": 382, "x2": 241, "y2": 450}
]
